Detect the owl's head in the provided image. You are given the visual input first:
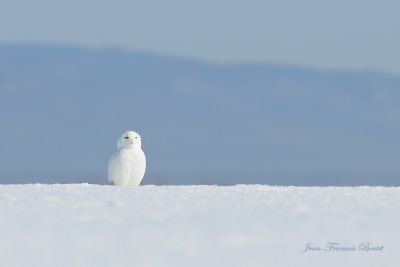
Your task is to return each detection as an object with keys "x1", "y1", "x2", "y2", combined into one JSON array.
[{"x1": 117, "y1": 131, "x2": 142, "y2": 149}]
